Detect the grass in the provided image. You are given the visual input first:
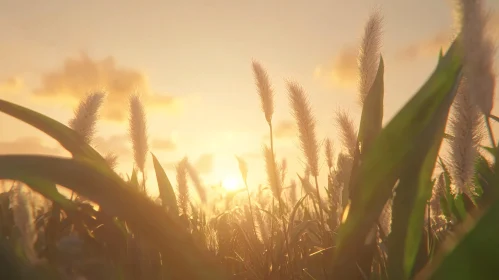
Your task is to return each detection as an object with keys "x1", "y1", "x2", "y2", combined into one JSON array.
[{"x1": 0, "y1": 1, "x2": 499, "y2": 279}]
